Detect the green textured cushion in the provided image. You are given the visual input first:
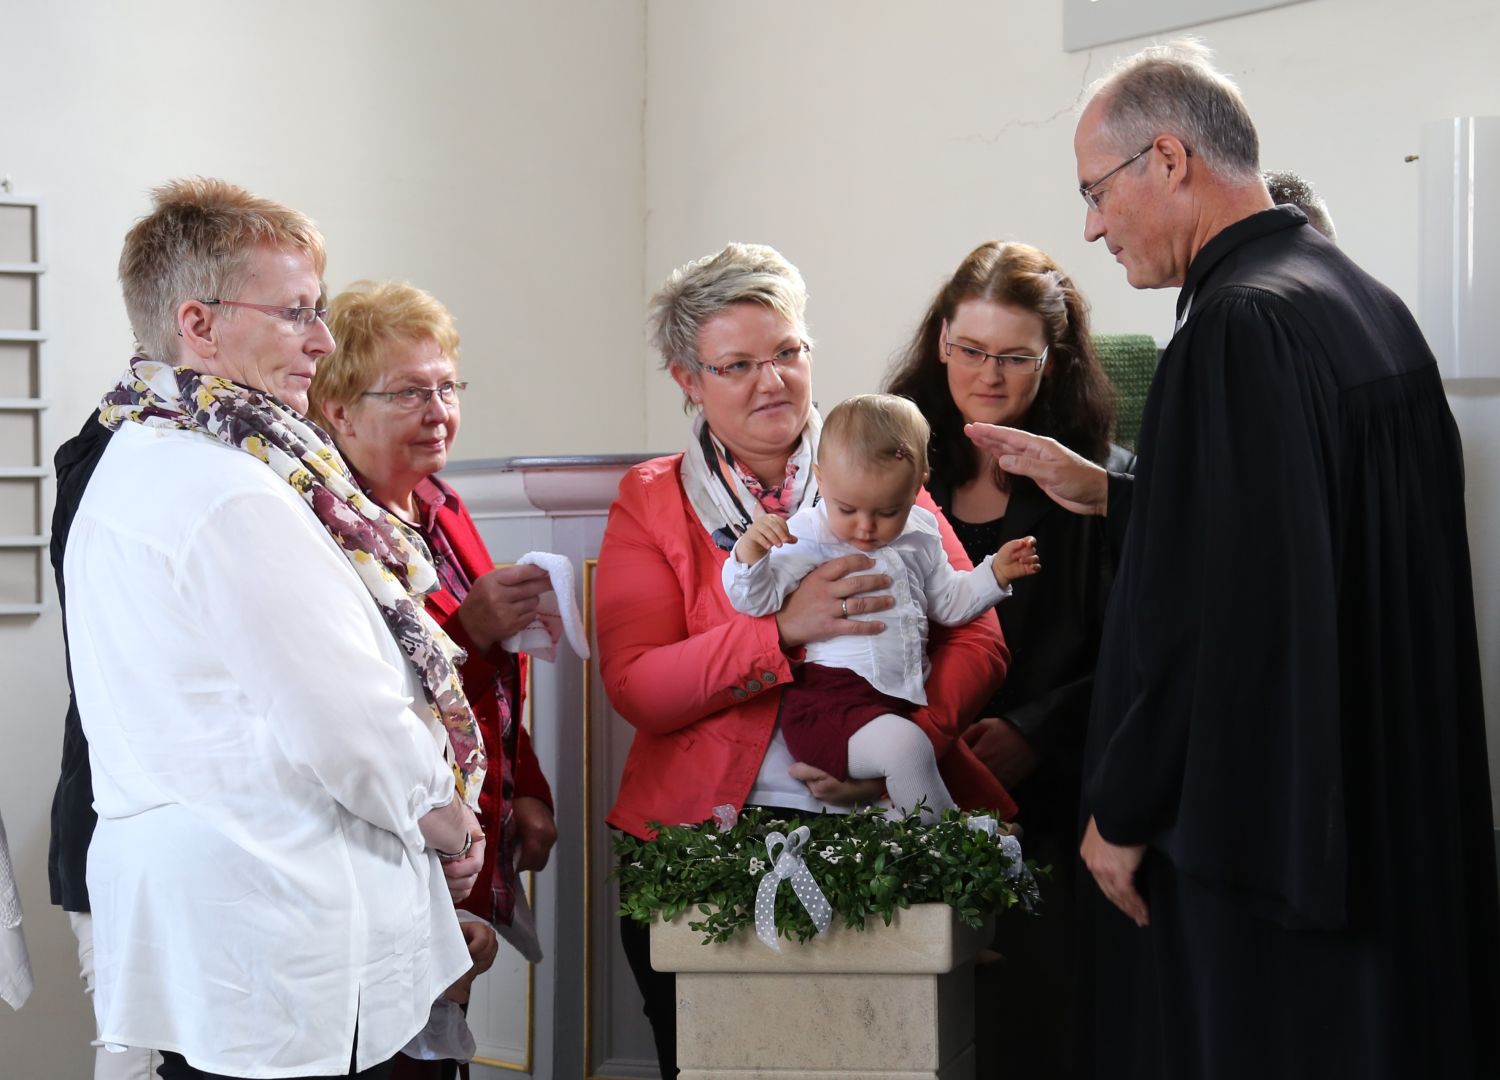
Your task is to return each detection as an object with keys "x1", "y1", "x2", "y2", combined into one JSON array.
[{"x1": 1094, "y1": 333, "x2": 1160, "y2": 451}]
